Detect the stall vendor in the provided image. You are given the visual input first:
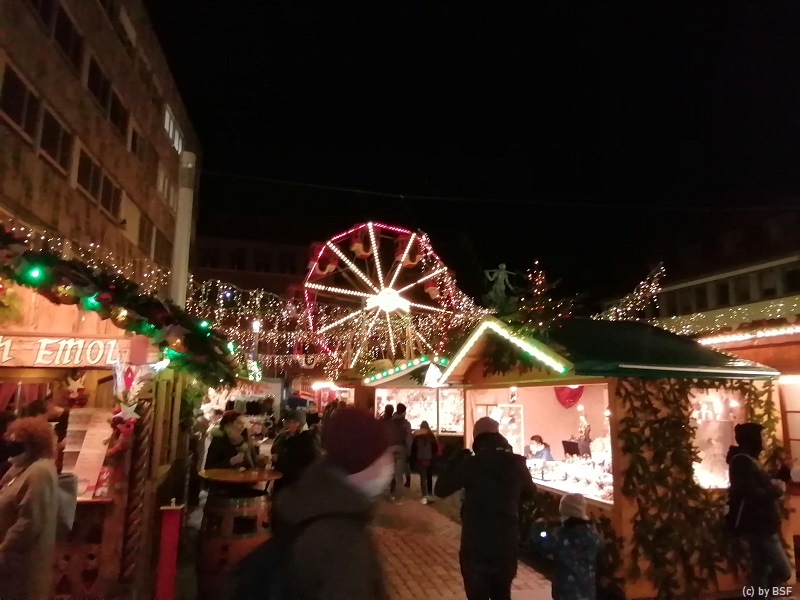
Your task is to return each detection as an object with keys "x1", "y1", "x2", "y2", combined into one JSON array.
[
  {"x1": 527, "y1": 435, "x2": 555, "y2": 461},
  {"x1": 205, "y1": 411, "x2": 260, "y2": 470}
]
